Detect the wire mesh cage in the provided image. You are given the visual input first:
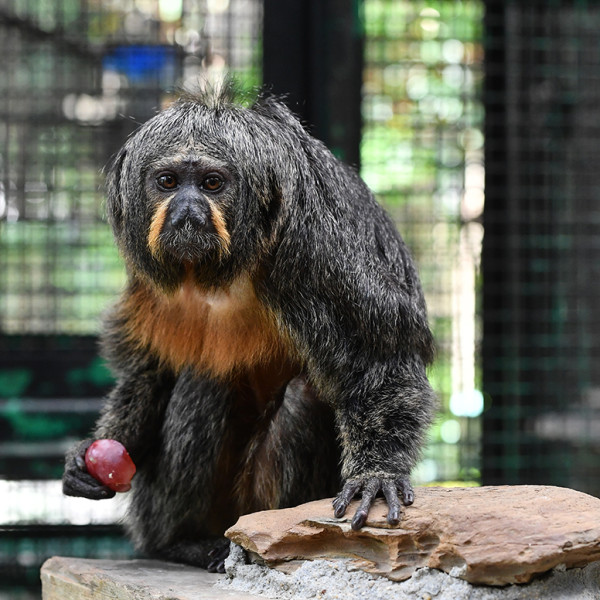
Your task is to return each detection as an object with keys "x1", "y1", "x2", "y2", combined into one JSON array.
[
  {"x1": 482, "y1": 0, "x2": 600, "y2": 496},
  {"x1": 0, "y1": 0, "x2": 263, "y2": 594},
  {"x1": 362, "y1": 0, "x2": 485, "y2": 485},
  {"x1": 0, "y1": 0, "x2": 262, "y2": 336},
  {"x1": 16, "y1": 0, "x2": 600, "y2": 596}
]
